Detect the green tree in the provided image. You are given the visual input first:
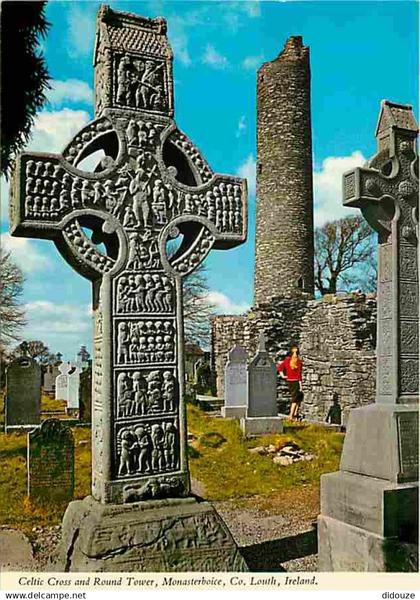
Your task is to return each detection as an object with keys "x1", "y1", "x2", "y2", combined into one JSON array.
[{"x1": 1, "y1": 1, "x2": 51, "y2": 176}]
